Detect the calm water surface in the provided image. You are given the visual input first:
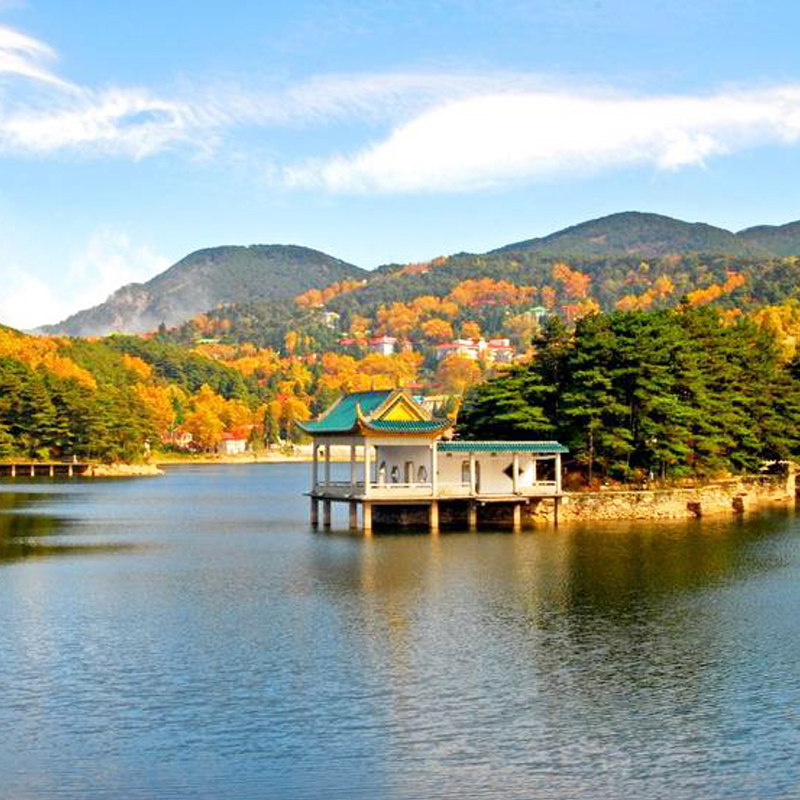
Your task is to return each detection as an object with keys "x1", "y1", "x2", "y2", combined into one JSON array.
[{"x1": 1, "y1": 464, "x2": 800, "y2": 799}]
